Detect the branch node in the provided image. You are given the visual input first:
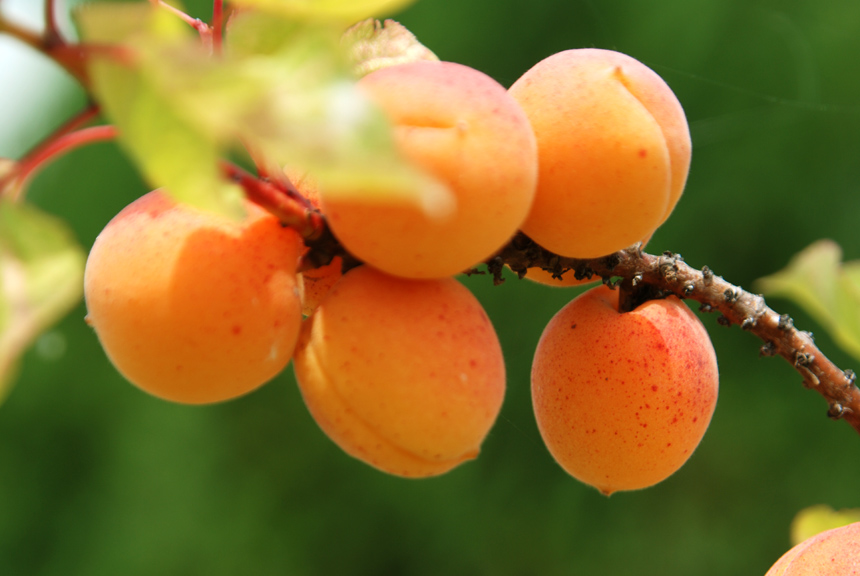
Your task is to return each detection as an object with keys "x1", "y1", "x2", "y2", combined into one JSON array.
[
  {"x1": 828, "y1": 403, "x2": 848, "y2": 420},
  {"x1": 795, "y1": 352, "x2": 815, "y2": 368},
  {"x1": 760, "y1": 341, "x2": 776, "y2": 357}
]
